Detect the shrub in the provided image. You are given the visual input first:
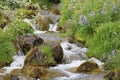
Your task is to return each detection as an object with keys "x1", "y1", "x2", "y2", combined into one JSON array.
[
  {"x1": 15, "y1": 8, "x2": 33, "y2": 19},
  {"x1": 0, "y1": 33, "x2": 15, "y2": 67},
  {"x1": 6, "y1": 20, "x2": 34, "y2": 38}
]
